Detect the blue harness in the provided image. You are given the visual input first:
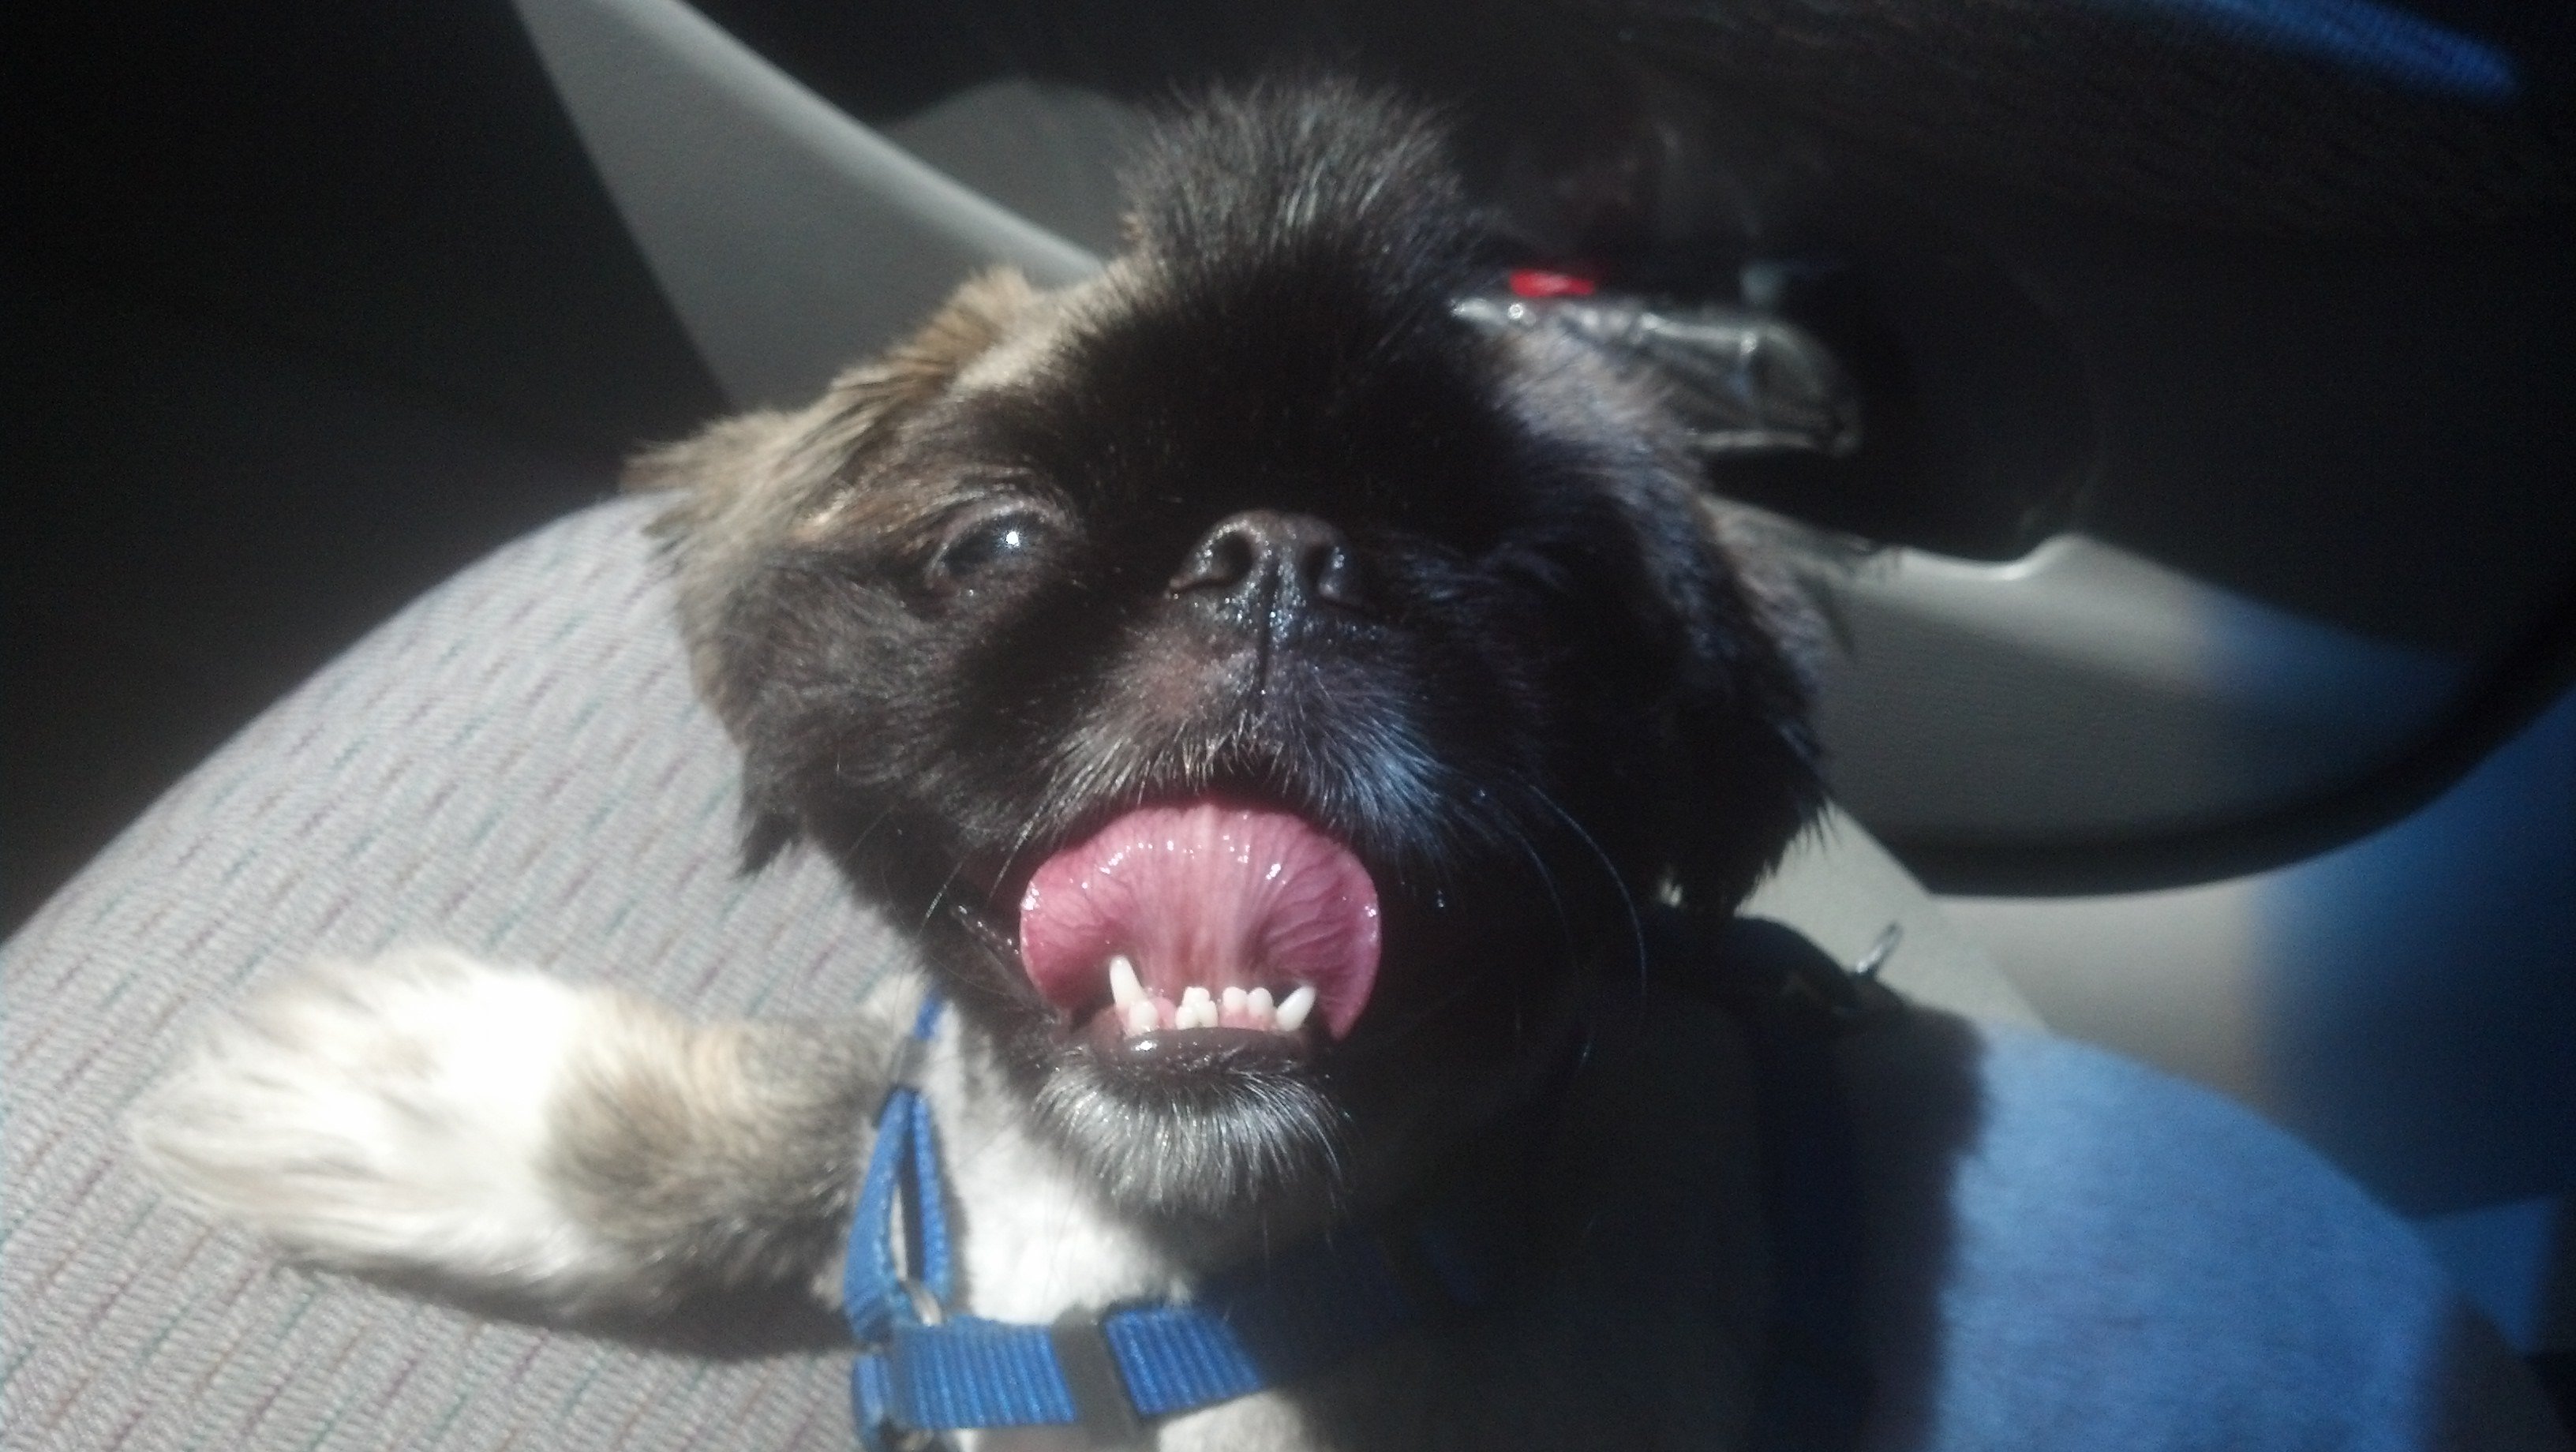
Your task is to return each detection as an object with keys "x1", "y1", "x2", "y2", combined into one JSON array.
[
  {"x1": 843, "y1": 996, "x2": 1488, "y2": 1450},
  {"x1": 844, "y1": 915, "x2": 1889, "y2": 1450}
]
